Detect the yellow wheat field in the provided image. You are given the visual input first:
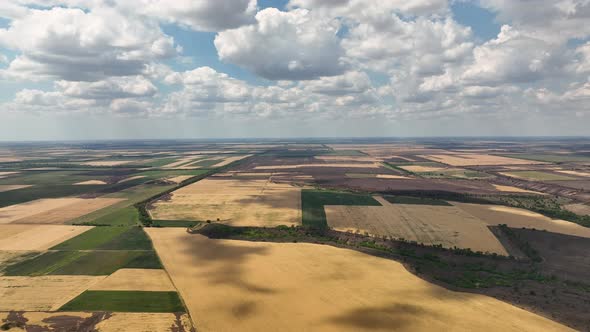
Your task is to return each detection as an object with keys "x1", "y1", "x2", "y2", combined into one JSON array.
[
  {"x1": 492, "y1": 184, "x2": 545, "y2": 195},
  {"x1": 147, "y1": 228, "x2": 570, "y2": 332},
  {"x1": 0, "y1": 198, "x2": 125, "y2": 224},
  {"x1": 74, "y1": 180, "x2": 107, "y2": 185},
  {"x1": 0, "y1": 276, "x2": 104, "y2": 311},
  {"x1": 420, "y1": 154, "x2": 540, "y2": 166},
  {"x1": 0, "y1": 224, "x2": 93, "y2": 250},
  {"x1": 89, "y1": 268, "x2": 175, "y2": 292},
  {"x1": 0, "y1": 185, "x2": 31, "y2": 193},
  {"x1": 150, "y1": 178, "x2": 301, "y2": 227},
  {"x1": 0, "y1": 312, "x2": 194, "y2": 331},
  {"x1": 325, "y1": 196, "x2": 507, "y2": 255},
  {"x1": 398, "y1": 165, "x2": 447, "y2": 172},
  {"x1": 453, "y1": 203, "x2": 590, "y2": 238},
  {"x1": 554, "y1": 170, "x2": 590, "y2": 177},
  {"x1": 82, "y1": 160, "x2": 134, "y2": 166}
]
